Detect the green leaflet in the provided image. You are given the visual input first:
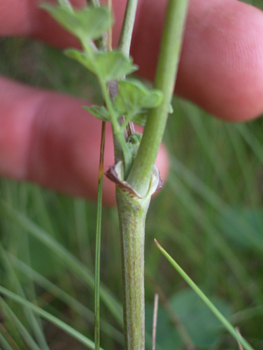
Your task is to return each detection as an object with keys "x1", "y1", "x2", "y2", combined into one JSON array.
[
  {"x1": 40, "y1": 4, "x2": 112, "y2": 42},
  {"x1": 132, "y1": 114, "x2": 147, "y2": 127},
  {"x1": 83, "y1": 106, "x2": 109, "y2": 122},
  {"x1": 57, "y1": 0, "x2": 73, "y2": 10},
  {"x1": 65, "y1": 49, "x2": 93, "y2": 69},
  {"x1": 168, "y1": 104, "x2": 174, "y2": 113},
  {"x1": 65, "y1": 49, "x2": 137, "y2": 82},
  {"x1": 95, "y1": 52, "x2": 137, "y2": 82},
  {"x1": 83, "y1": 80, "x2": 163, "y2": 126},
  {"x1": 115, "y1": 79, "x2": 163, "y2": 113},
  {"x1": 114, "y1": 79, "x2": 163, "y2": 126}
]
